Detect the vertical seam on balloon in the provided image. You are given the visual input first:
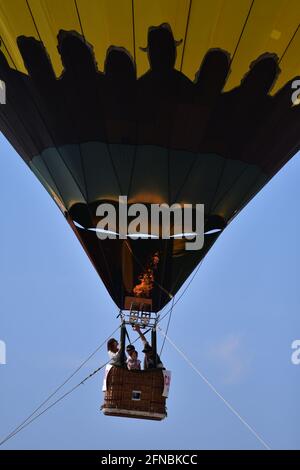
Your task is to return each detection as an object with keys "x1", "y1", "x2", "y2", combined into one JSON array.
[
  {"x1": 127, "y1": 0, "x2": 139, "y2": 203},
  {"x1": 74, "y1": 0, "x2": 85, "y2": 40},
  {"x1": 210, "y1": 164, "x2": 250, "y2": 215},
  {"x1": 77, "y1": 143, "x2": 89, "y2": 203},
  {"x1": 131, "y1": 0, "x2": 136, "y2": 66},
  {"x1": 180, "y1": 0, "x2": 192, "y2": 72},
  {"x1": 173, "y1": 153, "x2": 199, "y2": 202},
  {"x1": 230, "y1": 0, "x2": 255, "y2": 68},
  {"x1": 0, "y1": 34, "x2": 17, "y2": 70},
  {"x1": 106, "y1": 142, "x2": 124, "y2": 194},
  {"x1": 279, "y1": 23, "x2": 300, "y2": 64},
  {"x1": 207, "y1": 157, "x2": 228, "y2": 215},
  {"x1": 25, "y1": 0, "x2": 43, "y2": 43}
]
